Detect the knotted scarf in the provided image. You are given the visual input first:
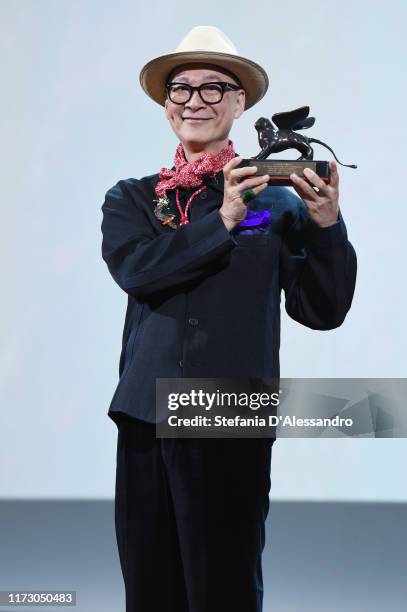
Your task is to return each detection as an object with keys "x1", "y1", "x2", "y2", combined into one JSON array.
[
  {"x1": 153, "y1": 140, "x2": 236, "y2": 227},
  {"x1": 155, "y1": 141, "x2": 236, "y2": 197}
]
